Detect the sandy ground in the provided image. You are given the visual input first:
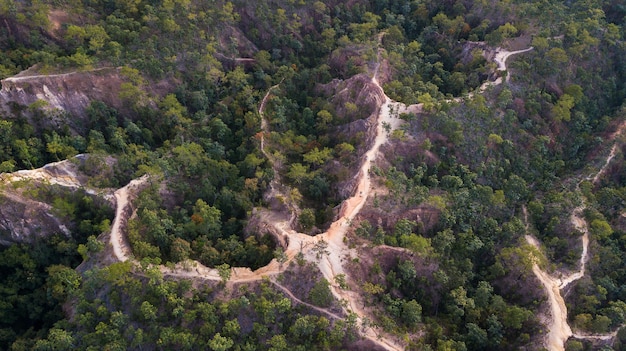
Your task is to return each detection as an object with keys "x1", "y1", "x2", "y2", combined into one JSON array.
[
  {"x1": 494, "y1": 47, "x2": 534, "y2": 76},
  {"x1": 592, "y1": 144, "x2": 618, "y2": 184},
  {"x1": 109, "y1": 175, "x2": 149, "y2": 261}
]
